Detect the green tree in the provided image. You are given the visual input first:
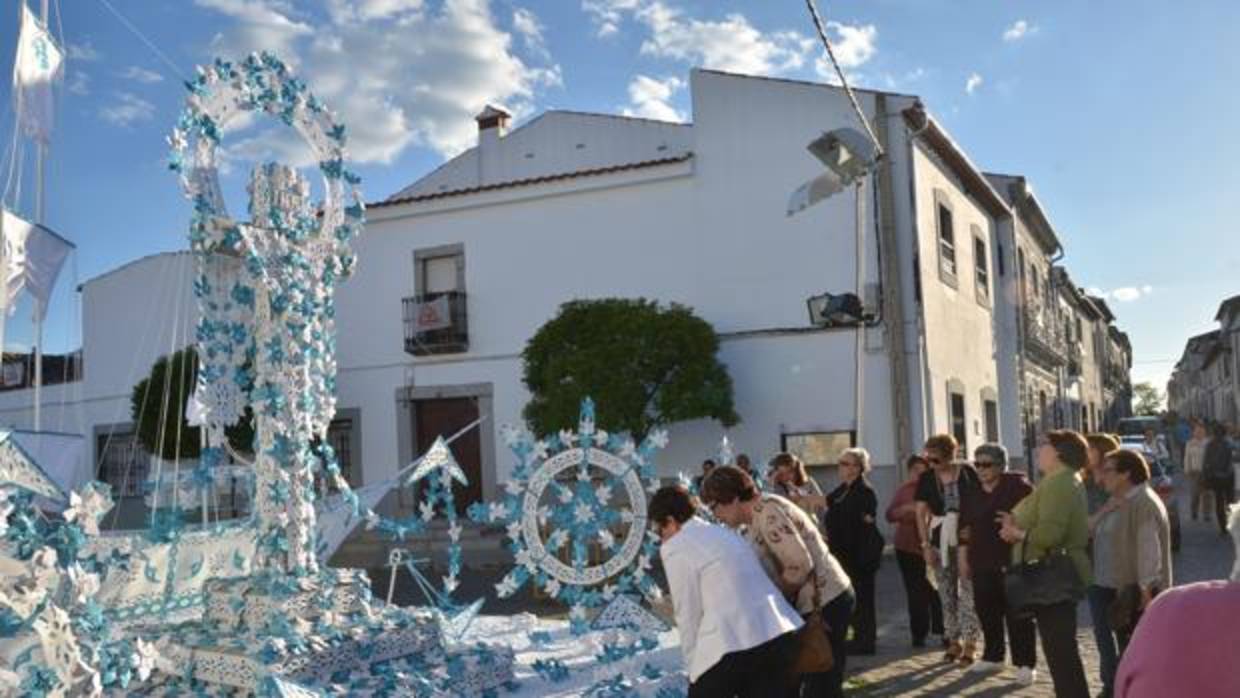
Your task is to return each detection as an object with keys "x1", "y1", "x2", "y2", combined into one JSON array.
[
  {"x1": 1132, "y1": 381, "x2": 1165, "y2": 416},
  {"x1": 131, "y1": 348, "x2": 254, "y2": 461},
  {"x1": 522, "y1": 298, "x2": 740, "y2": 440}
]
